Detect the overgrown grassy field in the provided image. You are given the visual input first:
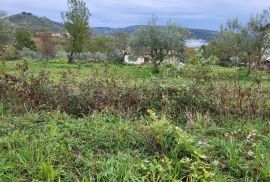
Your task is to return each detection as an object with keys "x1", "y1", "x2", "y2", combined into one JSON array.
[{"x1": 1, "y1": 60, "x2": 270, "y2": 181}]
